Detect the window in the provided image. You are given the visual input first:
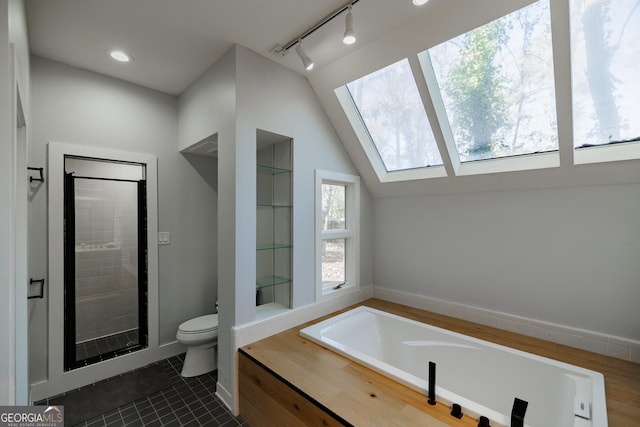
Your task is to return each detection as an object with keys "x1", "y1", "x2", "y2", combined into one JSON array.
[
  {"x1": 337, "y1": 0, "x2": 569, "y2": 180},
  {"x1": 345, "y1": 59, "x2": 443, "y2": 171},
  {"x1": 424, "y1": 0, "x2": 557, "y2": 162},
  {"x1": 570, "y1": 0, "x2": 640, "y2": 149},
  {"x1": 316, "y1": 170, "x2": 360, "y2": 299}
]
